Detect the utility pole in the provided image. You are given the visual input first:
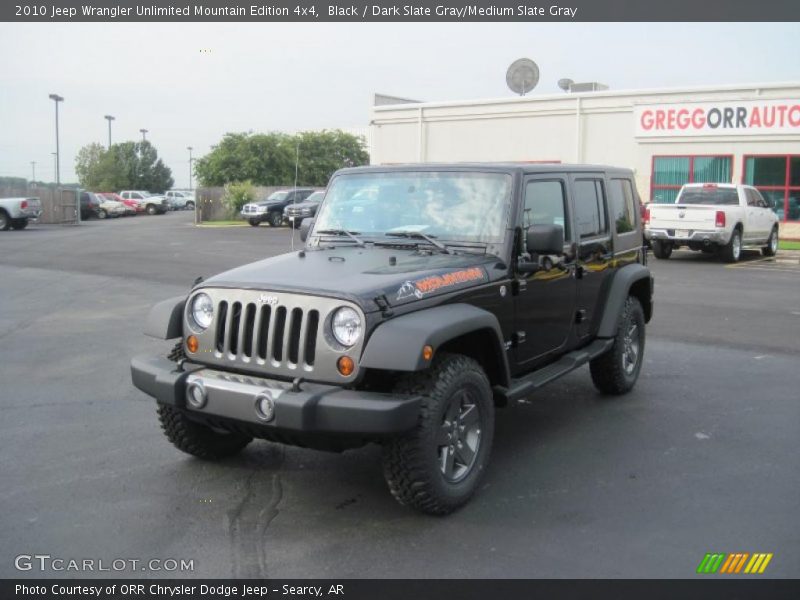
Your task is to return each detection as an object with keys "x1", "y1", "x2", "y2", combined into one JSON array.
[
  {"x1": 187, "y1": 146, "x2": 194, "y2": 191},
  {"x1": 140, "y1": 128, "x2": 148, "y2": 141},
  {"x1": 31, "y1": 161, "x2": 36, "y2": 183},
  {"x1": 48, "y1": 94, "x2": 64, "y2": 185},
  {"x1": 104, "y1": 115, "x2": 115, "y2": 148}
]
